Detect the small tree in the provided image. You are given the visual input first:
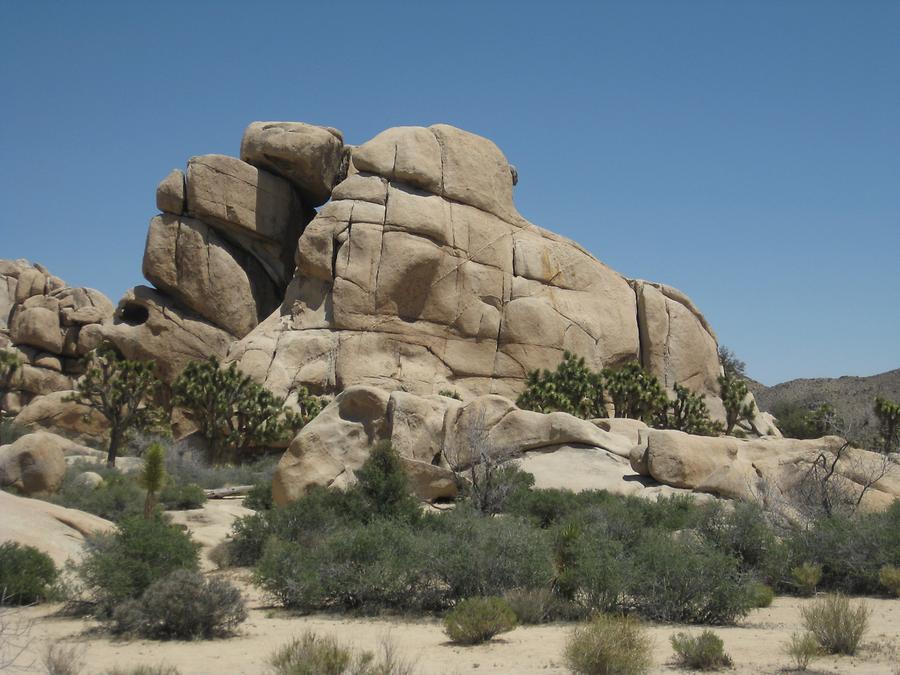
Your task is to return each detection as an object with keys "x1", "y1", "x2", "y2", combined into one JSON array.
[
  {"x1": 139, "y1": 443, "x2": 167, "y2": 520},
  {"x1": 353, "y1": 441, "x2": 421, "y2": 522},
  {"x1": 718, "y1": 372, "x2": 756, "y2": 435},
  {"x1": 668, "y1": 383, "x2": 723, "y2": 436},
  {"x1": 603, "y1": 361, "x2": 667, "y2": 423},
  {"x1": 718, "y1": 345, "x2": 747, "y2": 379},
  {"x1": 874, "y1": 396, "x2": 899, "y2": 454},
  {"x1": 516, "y1": 351, "x2": 605, "y2": 419},
  {"x1": 171, "y1": 358, "x2": 322, "y2": 464},
  {"x1": 68, "y1": 344, "x2": 165, "y2": 468}
]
